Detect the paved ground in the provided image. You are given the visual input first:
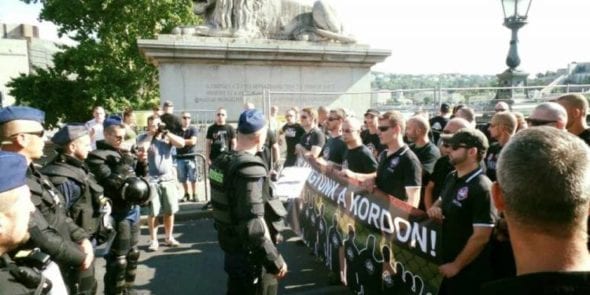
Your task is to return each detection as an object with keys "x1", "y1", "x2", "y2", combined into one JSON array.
[{"x1": 95, "y1": 204, "x2": 349, "y2": 294}]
